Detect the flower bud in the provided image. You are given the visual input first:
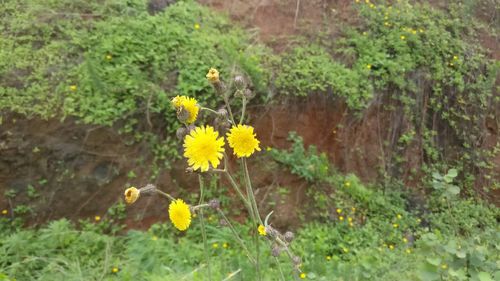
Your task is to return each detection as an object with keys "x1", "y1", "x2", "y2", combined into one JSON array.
[
  {"x1": 292, "y1": 256, "x2": 302, "y2": 266},
  {"x1": 176, "y1": 106, "x2": 191, "y2": 123},
  {"x1": 234, "y1": 75, "x2": 246, "y2": 90},
  {"x1": 284, "y1": 231, "x2": 295, "y2": 243},
  {"x1": 176, "y1": 127, "x2": 187, "y2": 141},
  {"x1": 139, "y1": 184, "x2": 157, "y2": 195},
  {"x1": 124, "y1": 187, "x2": 140, "y2": 204},
  {"x1": 206, "y1": 68, "x2": 220, "y2": 83},
  {"x1": 209, "y1": 199, "x2": 221, "y2": 210},
  {"x1": 244, "y1": 89, "x2": 256, "y2": 100},
  {"x1": 271, "y1": 245, "x2": 282, "y2": 257}
]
